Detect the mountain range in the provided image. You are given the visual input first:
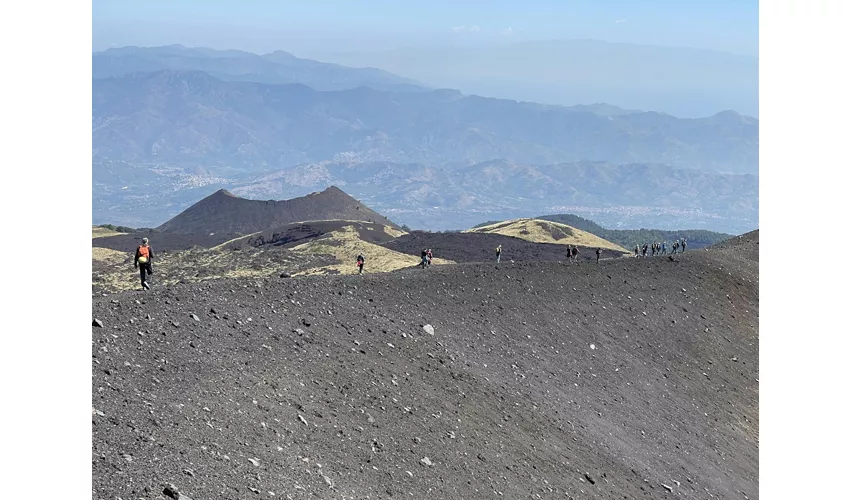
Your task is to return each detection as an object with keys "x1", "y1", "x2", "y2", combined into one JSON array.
[
  {"x1": 93, "y1": 44, "x2": 428, "y2": 93},
  {"x1": 230, "y1": 160, "x2": 758, "y2": 232},
  {"x1": 310, "y1": 39, "x2": 759, "y2": 118},
  {"x1": 92, "y1": 69, "x2": 758, "y2": 175},
  {"x1": 91, "y1": 45, "x2": 759, "y2": 235}
]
